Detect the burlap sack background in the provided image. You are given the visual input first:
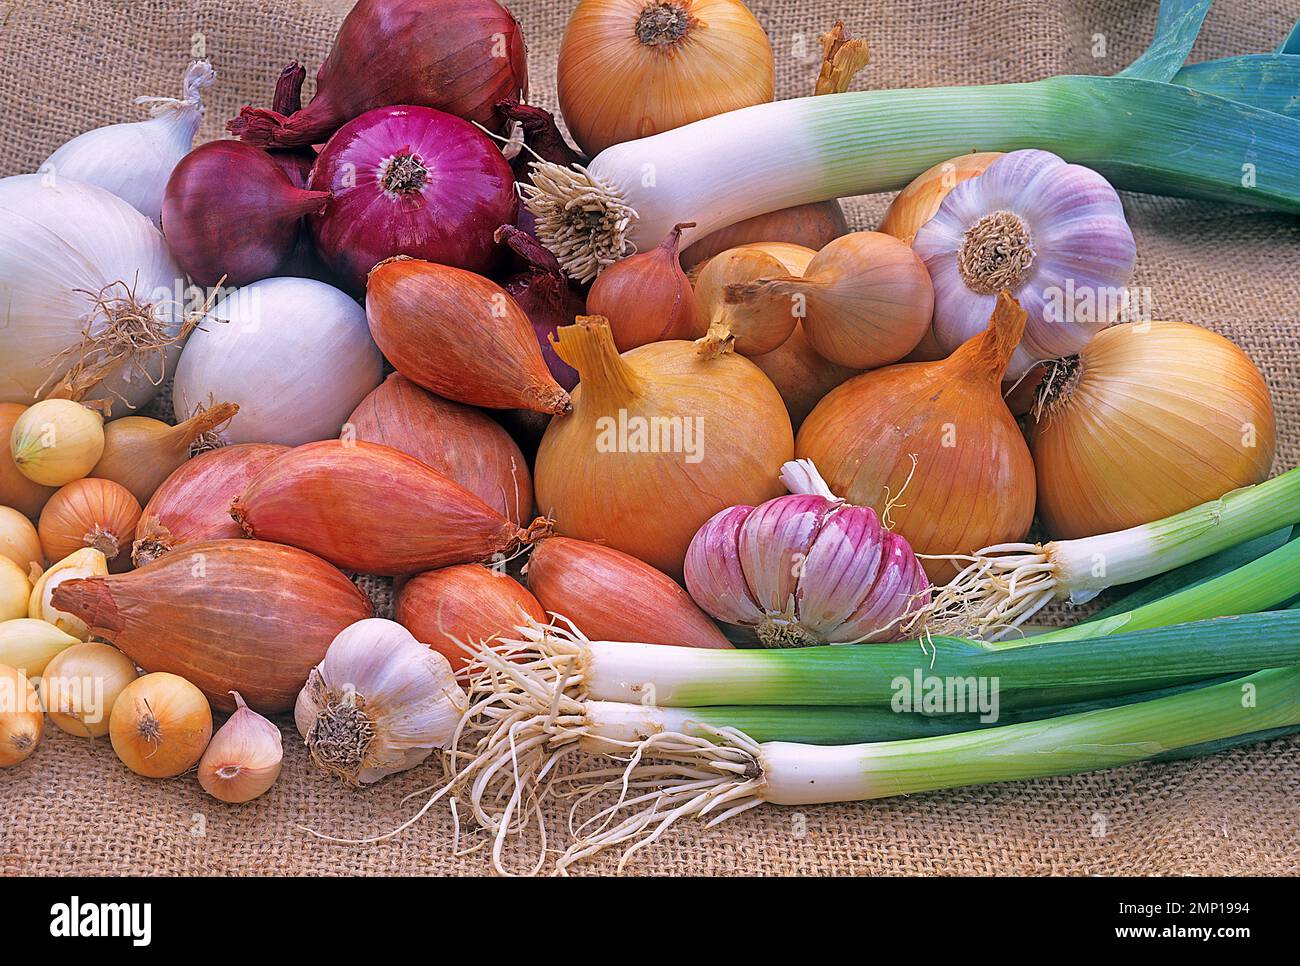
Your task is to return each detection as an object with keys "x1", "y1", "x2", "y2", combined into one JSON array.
[{"x1": 2, "y1": 0, "x2": 1298, "y2": 875}]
